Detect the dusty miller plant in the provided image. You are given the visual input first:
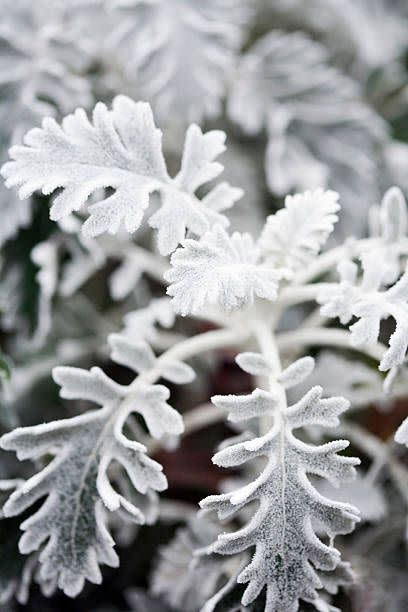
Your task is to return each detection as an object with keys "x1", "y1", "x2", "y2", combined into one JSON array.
[{"x1": 1, "y1": 2, "x2": 408, "y2": 612}]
